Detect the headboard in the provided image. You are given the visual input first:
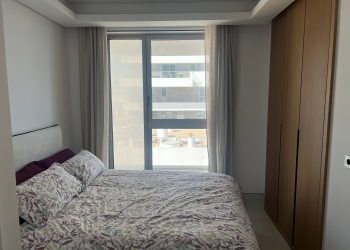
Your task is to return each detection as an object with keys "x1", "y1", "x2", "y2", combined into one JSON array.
[{"x1": 12, "y1": 125, "x2": 63, "y2": 172}]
